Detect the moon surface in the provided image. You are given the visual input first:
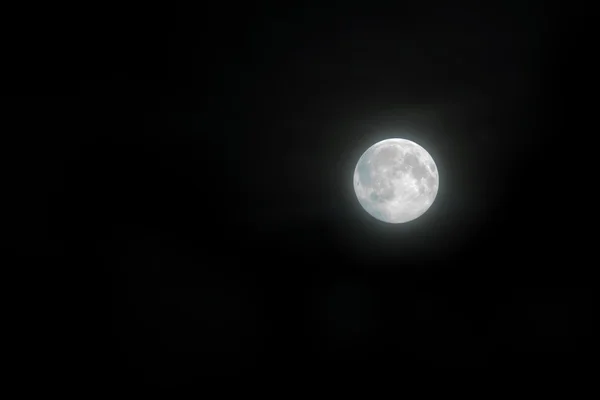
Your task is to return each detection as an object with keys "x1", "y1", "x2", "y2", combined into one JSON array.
[{"x1": 353, "y1": 138, "x2": 439, "y2": 223}]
